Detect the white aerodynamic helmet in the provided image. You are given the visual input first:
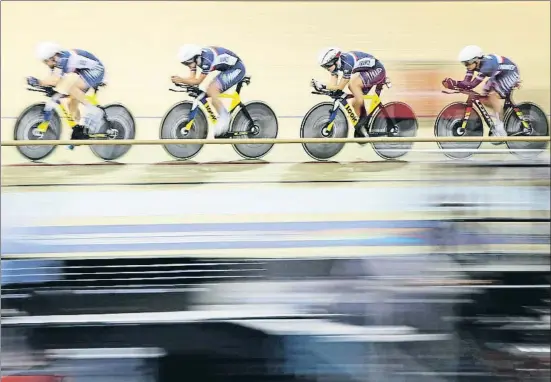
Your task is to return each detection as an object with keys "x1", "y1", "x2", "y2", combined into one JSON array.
[
  {"x1": 177, "y1": 44, "x2": 203, "y2": 63},
  {"x1": 458, "y1": 45, "x2": 484, "y2": 62},
  {"x1": 35, "y1": 41, "x2": 62, "y2": 61},
  {"x1": 318, "y1": 47, "x2": 342, "y2": 67}
]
